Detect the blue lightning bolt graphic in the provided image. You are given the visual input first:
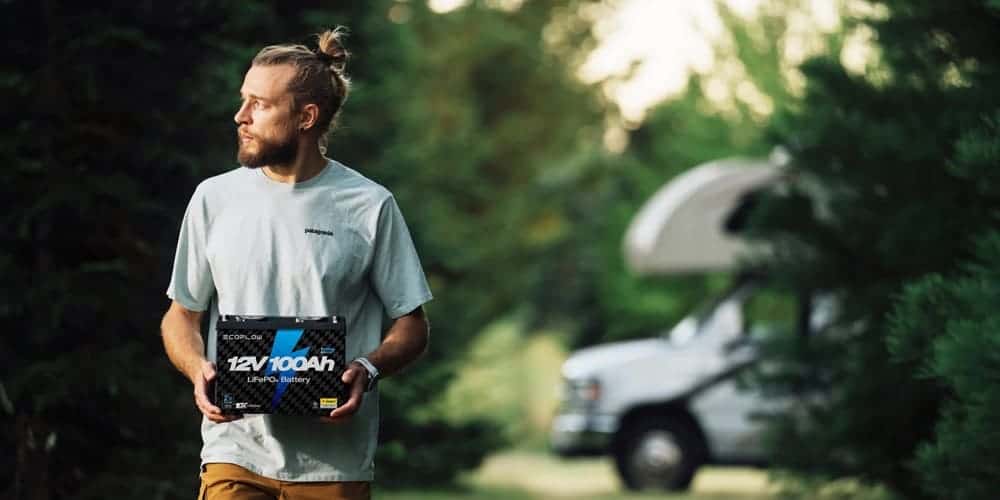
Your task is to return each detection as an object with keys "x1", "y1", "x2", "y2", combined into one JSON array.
[{"x1": 265, "y1": 329, "x2": 308, "y2": 409}]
